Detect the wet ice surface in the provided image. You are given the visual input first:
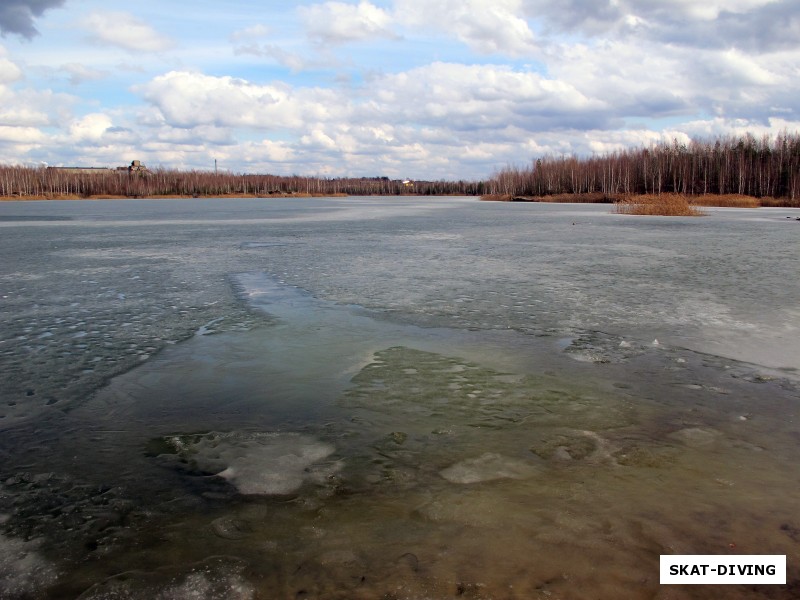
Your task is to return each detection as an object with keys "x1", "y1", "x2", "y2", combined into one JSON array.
[{"x1": 1, "y1": 197, "x2": 800, "y2": 599}]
